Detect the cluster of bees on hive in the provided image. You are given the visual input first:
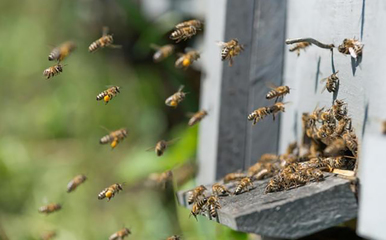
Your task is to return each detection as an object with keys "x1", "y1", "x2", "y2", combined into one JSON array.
[
  {"x1": 185, "y1": 36, "x2": 367, "y2": 221},
  {"x1": 36, "y1": 17, "x2": 248, "y2": 240}
]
